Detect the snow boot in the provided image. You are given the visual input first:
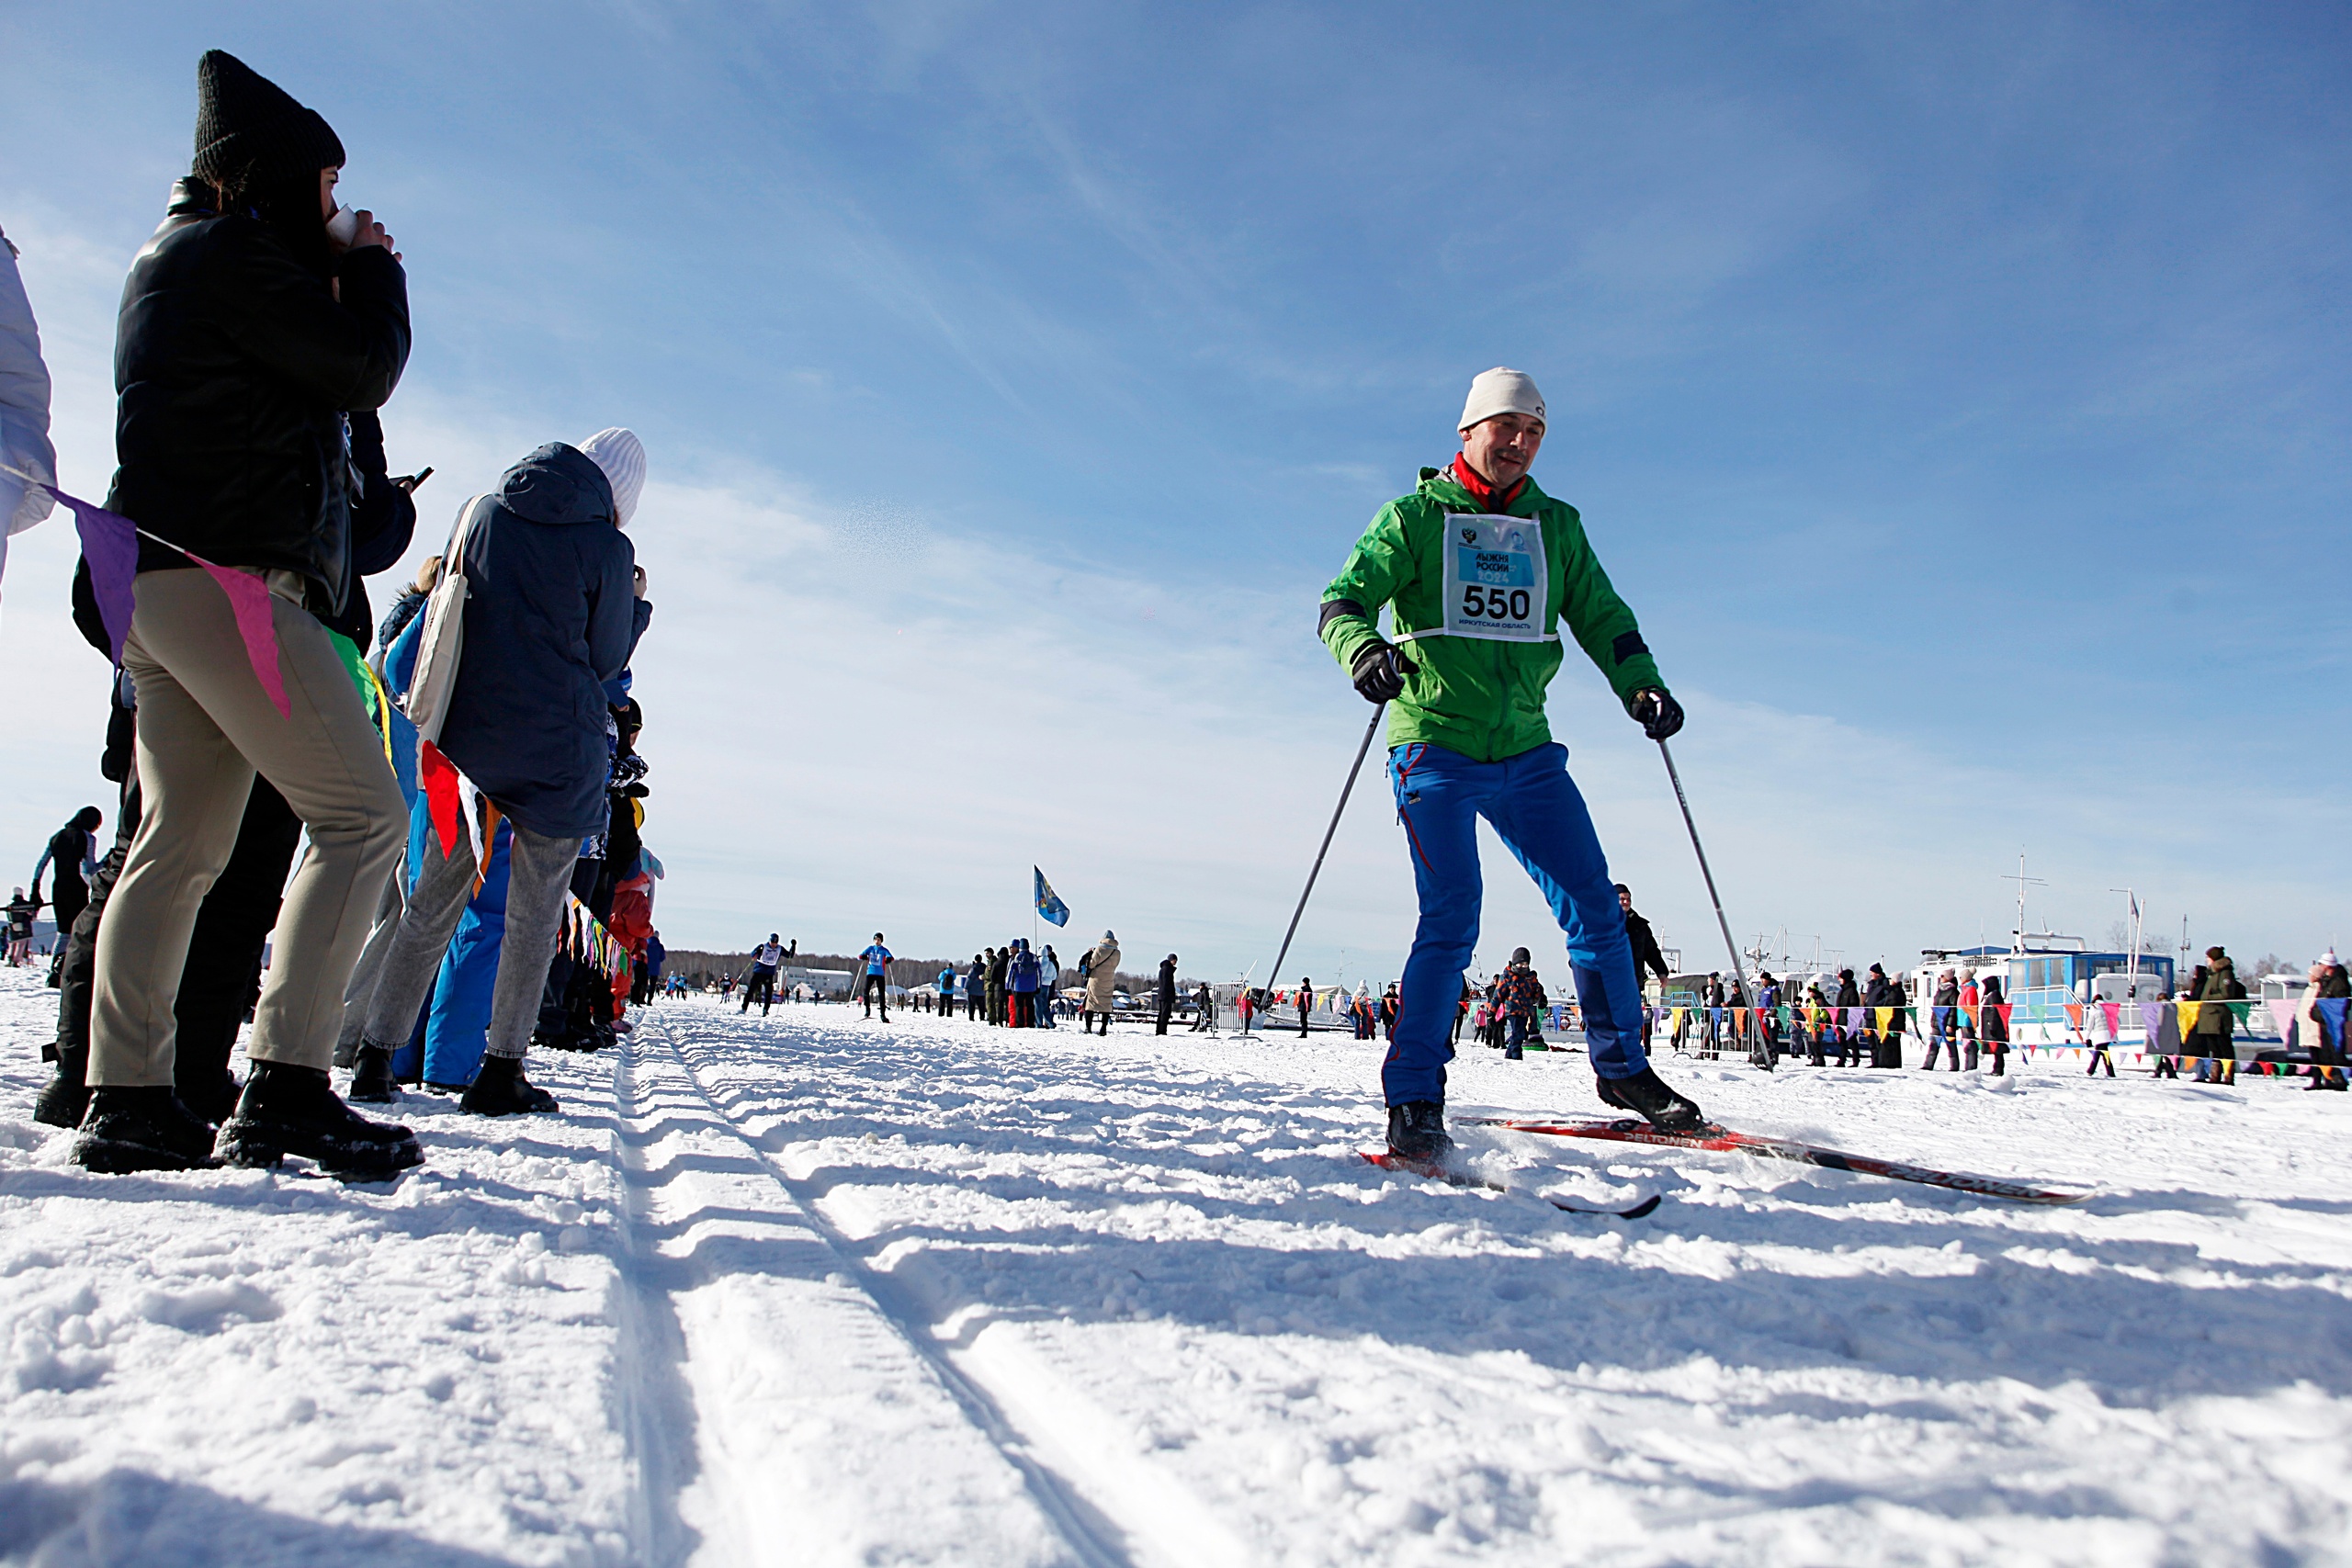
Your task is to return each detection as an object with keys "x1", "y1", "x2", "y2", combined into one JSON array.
[
  {"x1": 1385, "y1": 1100, "x2": 1453, "y2": 1164},
  {"x1": 216, "y1": 1063, "x2": 422, "y2": 1179},
  {"x1": 1503, "y1": 1043, "x2": 1523, "y2": 1060},
  {"x1": 462, "y1": 1055, "x2": 558, "y2": 1116},
  {"x1": 175, "y1": 1065, "x2": 243, "y2": 1127},
  {"x1": 1595, "y1": 1066, "x2": 1710, "y2": 1134},
  {"x1": 32, "y1": 1046, "x2": 91, "y2": 1130},
  {"x1": 71, "y1": 1087, "x2": 222, "y2": 1173},
  {"x1": 346, "y1": 1042, "x2": 399, "y2": 1104}
]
